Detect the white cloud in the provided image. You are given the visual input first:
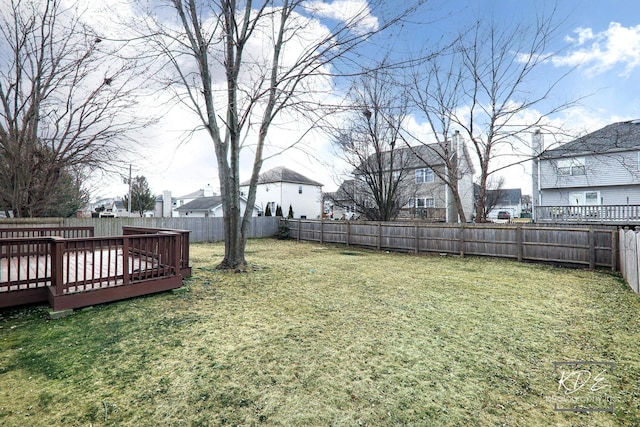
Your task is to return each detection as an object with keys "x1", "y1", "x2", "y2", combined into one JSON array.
[
  {"x1": 554, "y1": 22, "x2": 640, "y2": 77},
  {"x1": 303, "y1": 0, "x2": 379, "y2": 35}
]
